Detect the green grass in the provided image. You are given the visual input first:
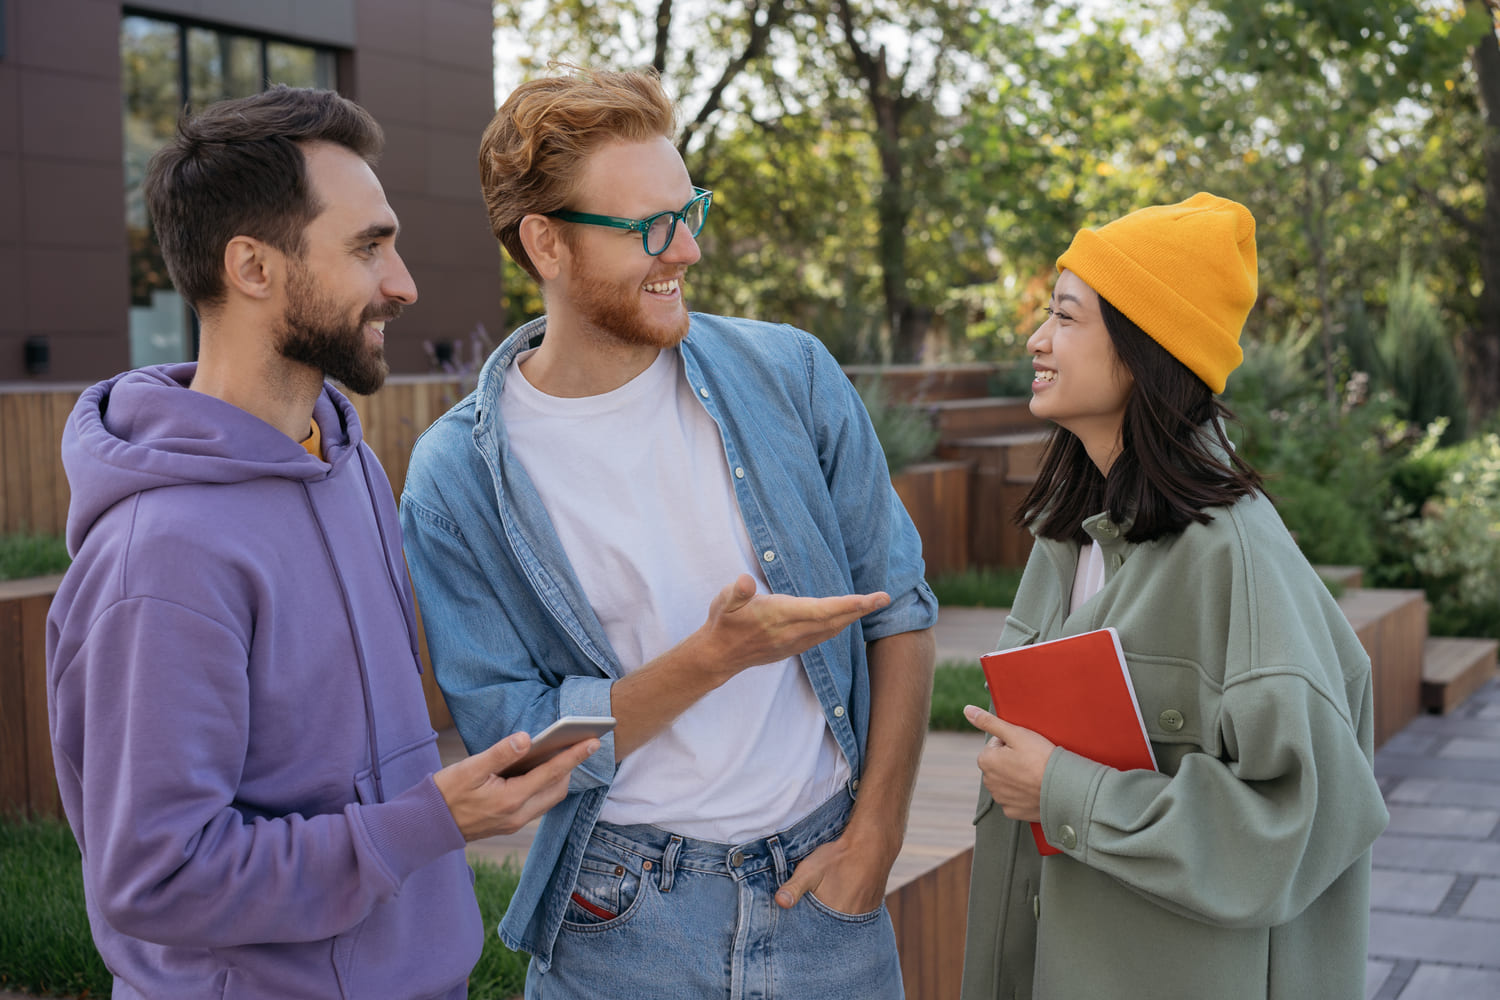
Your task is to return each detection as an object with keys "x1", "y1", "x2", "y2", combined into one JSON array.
[
  {"x1": 0, "y1": 814, "x2": 111, "y2": 998},
  {"x1": 927, "y1": 567, "x2": 1023, "y2": 609},
  {"x1": 930, "y1": 662, "x2": 989, "y2": 732},
  {"x1": 0, "y1": 814, "x2": 532, "y2": 1000},
  {"x1": 0, "y1": 534, "x2": 70, "y2": 582},
  {"x1": 468, "y1": 858, "x2": 529, "y2": 1000}
]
